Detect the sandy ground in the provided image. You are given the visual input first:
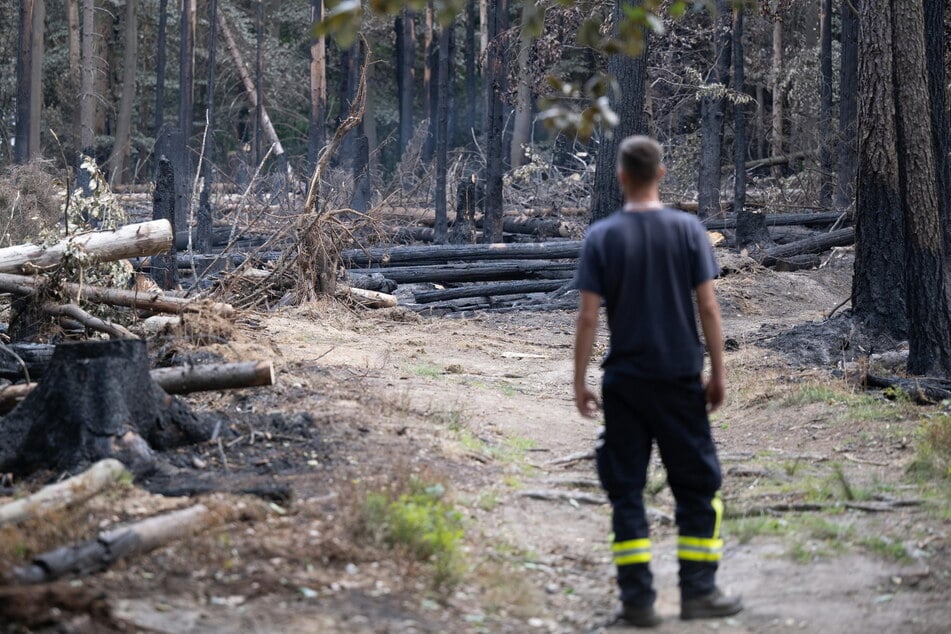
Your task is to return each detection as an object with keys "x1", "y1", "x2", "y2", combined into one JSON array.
[{"x1": 1, "y1": 254, "x2": 949, "y2": 633}]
